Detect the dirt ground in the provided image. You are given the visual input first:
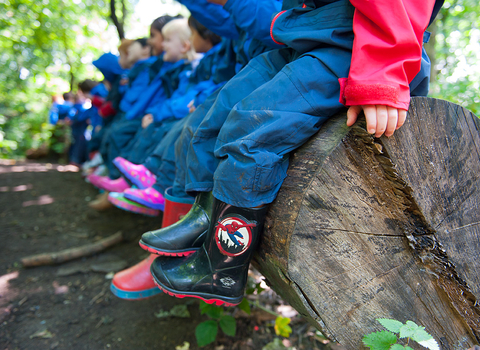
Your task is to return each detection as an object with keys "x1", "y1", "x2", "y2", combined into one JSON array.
[{"x1": 0, "y1": 159, "x2": 333, "y2": 350}]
